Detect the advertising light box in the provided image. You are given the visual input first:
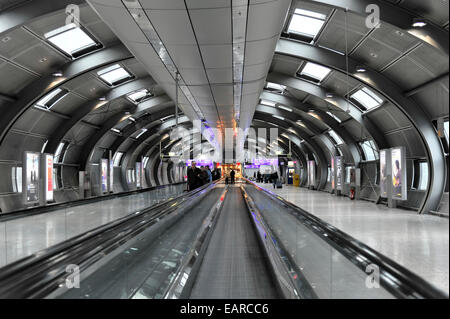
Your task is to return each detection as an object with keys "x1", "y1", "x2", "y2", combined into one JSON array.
[
  {"x1": 307, "y1": 160, "x2": 315, "y2": 187},
  {"x1": 109, "y1": 159, "x2": 114, "y2": 192},
  {"x1": 379, "y1": 149, "x2": 388, "y2": 198},
  {"x1": 335, "y1": 156, "x2": 343, "y2": 191},
  {"x1": 331, "y1": 157, "x2": 335, "y2": 189},
  {"x1": 24, "y1": 151, "x2": 40, "y2": 204},
  {"x1": 101, "y1": 159, "x2": 108, "y2": 193},
  {"x1": 136, "y1": 162, "x2": 142, "y2": 188},
  {"x1": 45, "y1": 154, "x2": 54, "y2": 202},
  {"x1": 391, "y1": 146, "x2": 407, "y2": 200}
]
